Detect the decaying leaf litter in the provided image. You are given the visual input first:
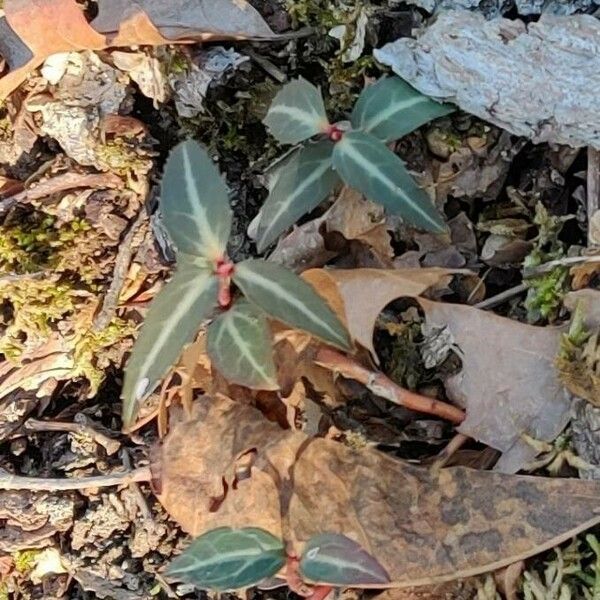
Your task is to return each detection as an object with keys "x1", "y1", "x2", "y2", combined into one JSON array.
[{"x1": 0, "y1": 0, "x2": 599, "y2": 598}]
